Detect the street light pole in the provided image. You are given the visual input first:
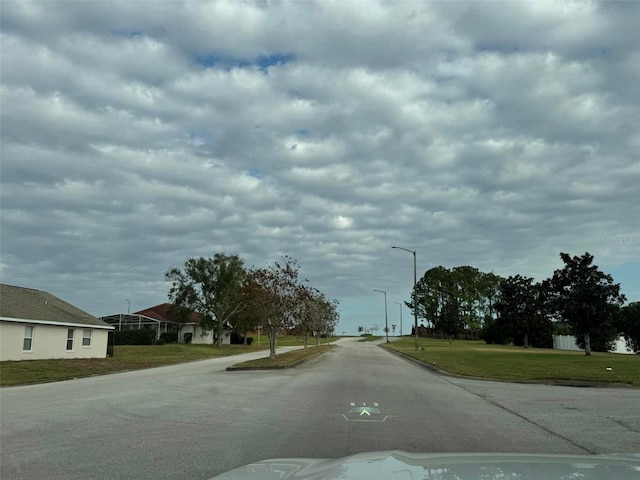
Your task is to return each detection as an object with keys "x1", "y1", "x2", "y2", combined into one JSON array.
[
  {"x1": 373, "y1": 289, "x2": 389, "y2": 343},
  {"x1": 392, "y1": 246, "x2": 419, "y2": 351},
  {"x1": 393, "y1": 301, "x2": 403, "y2": 337}
]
